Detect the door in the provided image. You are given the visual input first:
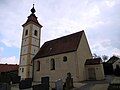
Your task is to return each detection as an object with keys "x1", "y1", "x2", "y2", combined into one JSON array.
[{"x1": 88, "y1": 68, "x2": 96, "y2": 80}]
